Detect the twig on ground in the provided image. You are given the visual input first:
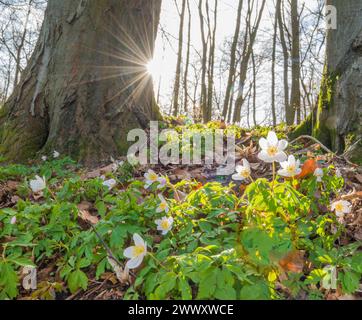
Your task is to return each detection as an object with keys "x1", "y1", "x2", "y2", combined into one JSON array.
[
  {"x1": 289, "y1": 135, "x2": 334, "y2": 154},
  {"x1": 89, "y1": 223, "x2": 136, "y2": 278},
  {"x1": 289, "y1": 135, "x2": 358, "y2": 167}
]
